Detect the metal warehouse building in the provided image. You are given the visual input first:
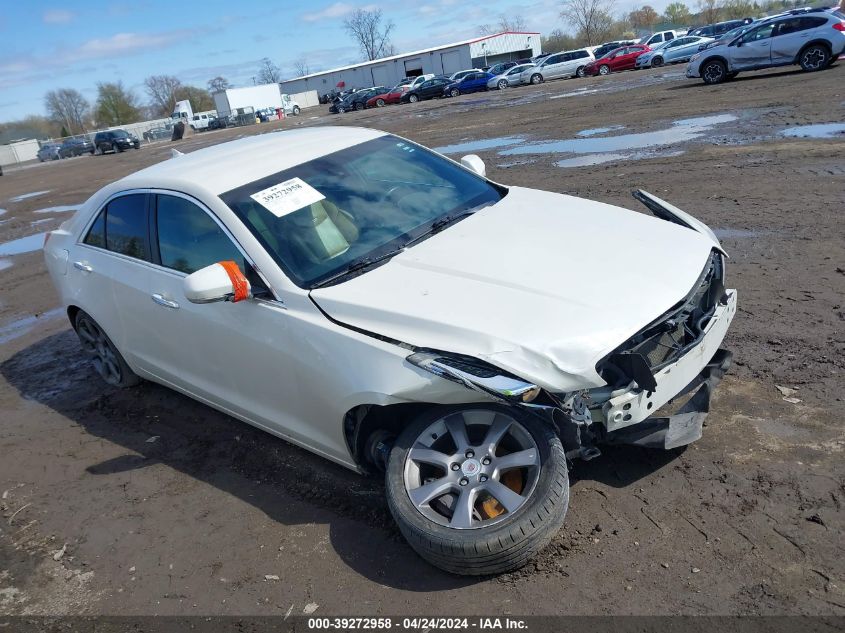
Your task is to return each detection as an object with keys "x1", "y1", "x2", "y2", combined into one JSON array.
[{"x1": 279, "y1": 31, "x2": 541, "y2": 96}]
